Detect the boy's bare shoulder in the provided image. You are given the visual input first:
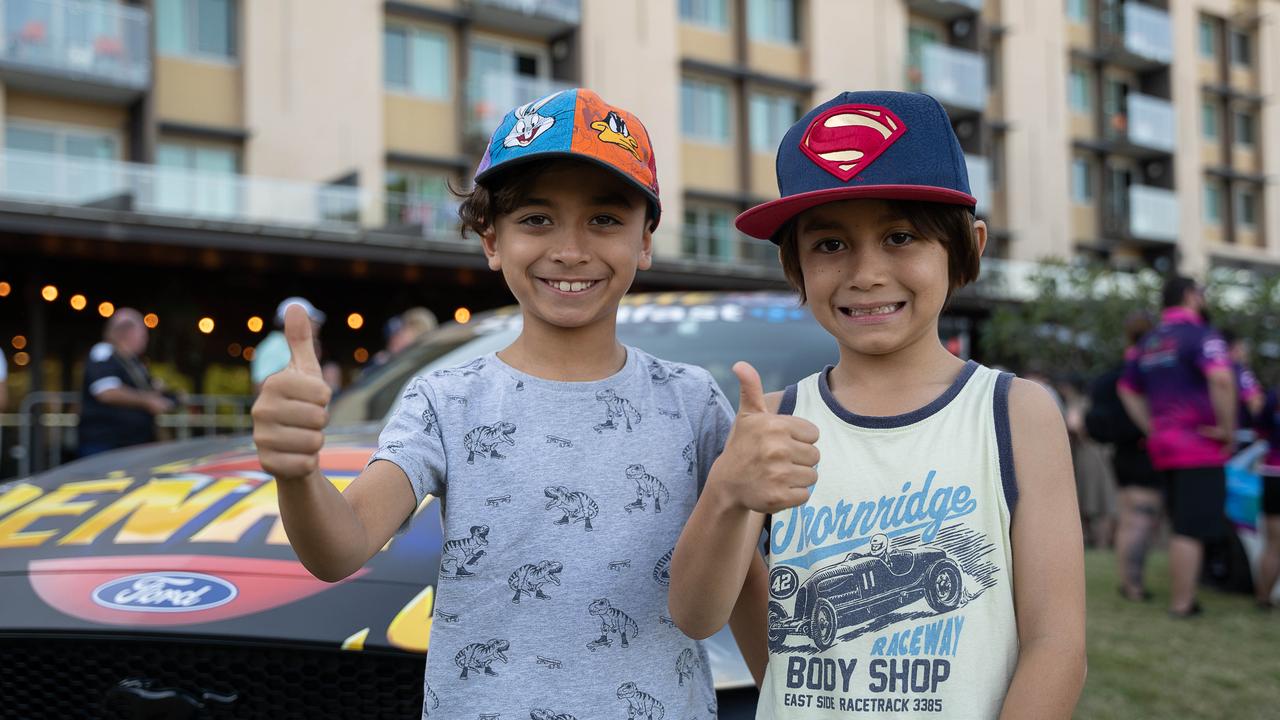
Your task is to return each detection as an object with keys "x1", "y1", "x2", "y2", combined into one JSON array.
[
  {"x1": 764, "y1": 390, "x2": 784, "y2": 414},
  {"x1": 1007, "y1": 377, "x2": 1066, "y2": 426}
]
